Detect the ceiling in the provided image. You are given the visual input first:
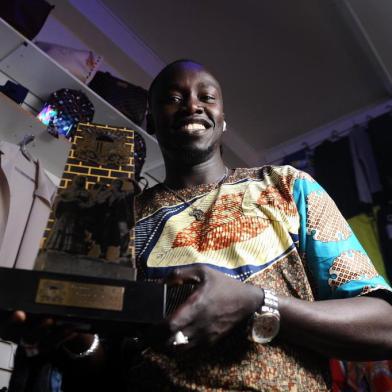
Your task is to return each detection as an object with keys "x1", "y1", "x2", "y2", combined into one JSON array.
[{"x1": 50, "y1": 0, "x2": 390, "y2": 173}]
